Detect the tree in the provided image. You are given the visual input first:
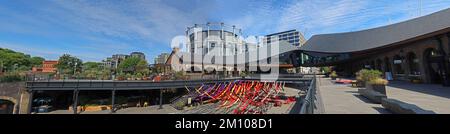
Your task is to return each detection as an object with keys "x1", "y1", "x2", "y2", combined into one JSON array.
[
  {"x1": 83, "y1": 62, "x2": 100, "y2": 70},
  {"x1": 118, "y1": 57, "x2": 148, "y2": 74},
  {"x1": 0, "y1": 48, "x2": 32, "y2": 72},
  {"x1": 30, "y1": 56, "x2": 45, "y2": 67},
  {"x1": 136, "y1": 59, "x2": 149, "y2": 75},
  {"x1": 81, "y1": 62, "x2": 101, "y2": 79},
  {"x1": 56, "y1": 54, "x2": 83, "y2": 76}
]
